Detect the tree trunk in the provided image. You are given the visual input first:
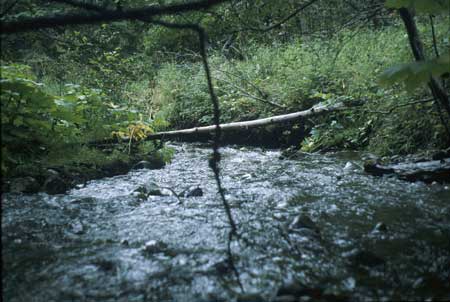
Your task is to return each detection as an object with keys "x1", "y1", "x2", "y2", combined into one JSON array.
[{"x1": 398, "y1": 8, "x2": 450, "y2": 117}]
